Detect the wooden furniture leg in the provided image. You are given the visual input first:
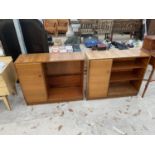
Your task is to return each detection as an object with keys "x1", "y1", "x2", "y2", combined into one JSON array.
[
  {"x1": 142, "y1": 66, "x2": 155, "y2": 97},
  {"x1": 0, "y1": 96, "x2": 11, "y2": 111}
]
